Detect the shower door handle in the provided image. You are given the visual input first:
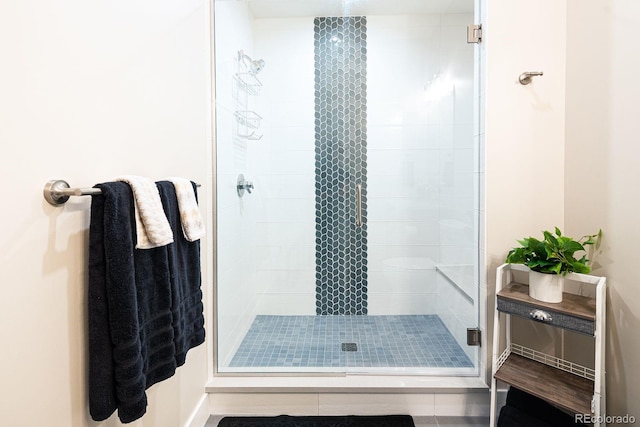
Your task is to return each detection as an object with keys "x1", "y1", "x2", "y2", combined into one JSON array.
[{"x1": 355, "y1": 183, "x2": 363, "y2": 227}]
